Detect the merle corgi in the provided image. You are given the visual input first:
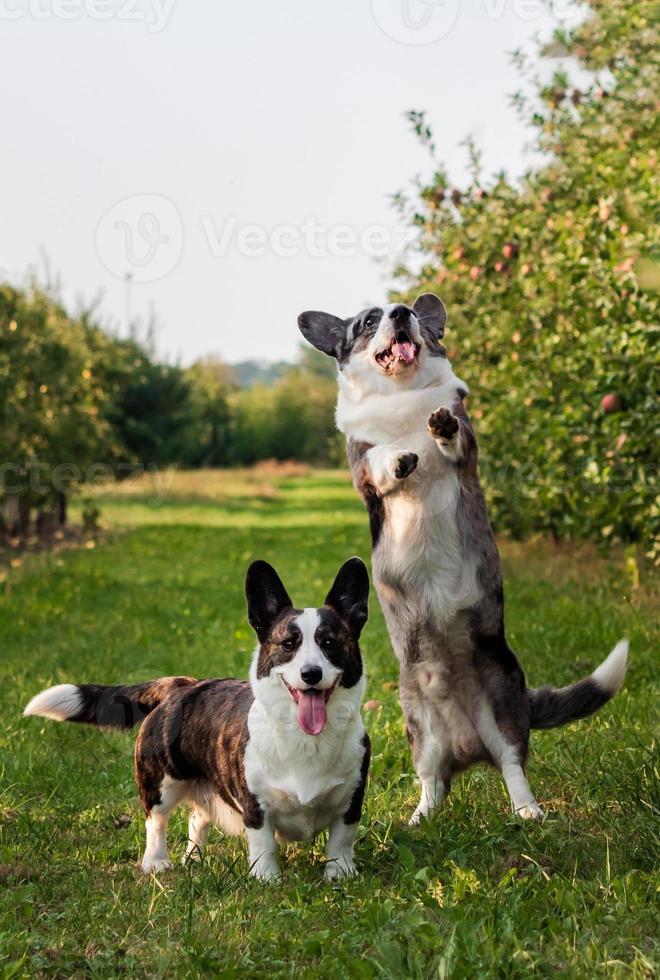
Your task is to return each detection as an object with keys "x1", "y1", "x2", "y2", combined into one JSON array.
[
  {"x1": 24, "y1": 558, "x2": 371, "y2": 881},
  {"x1": 298, "y1": 294, "x2": 628, "y2": 825}
]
